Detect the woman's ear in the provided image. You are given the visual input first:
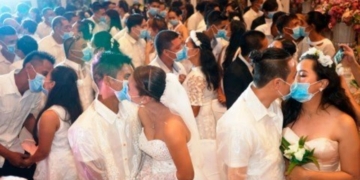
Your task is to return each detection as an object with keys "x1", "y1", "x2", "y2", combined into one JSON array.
[
  {"x1": 320, "y1": 79, "x2": 329, "y2": 91},
  {"x1": 141, "y1": 96, "x2": 153, "y2": 105}
]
